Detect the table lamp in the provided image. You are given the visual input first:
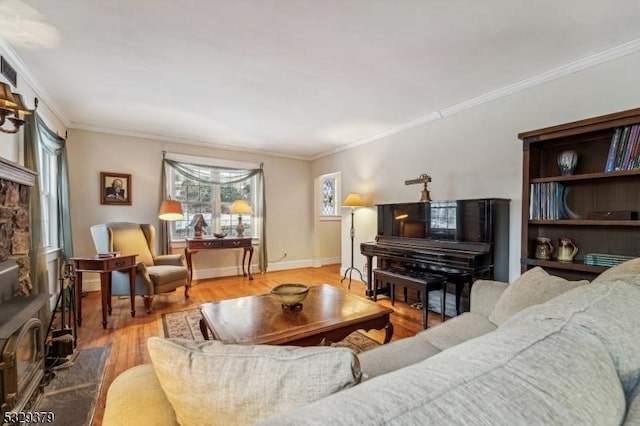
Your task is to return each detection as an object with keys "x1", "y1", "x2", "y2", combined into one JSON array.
[{"x1": 230, "y1": 199, "x2": 253, "y2": 237}]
